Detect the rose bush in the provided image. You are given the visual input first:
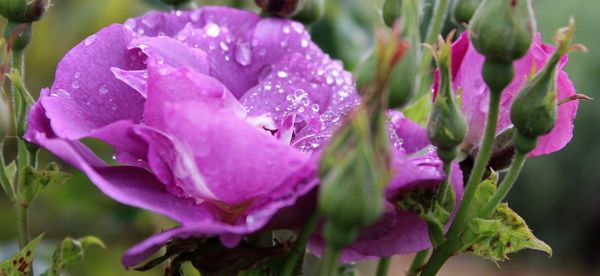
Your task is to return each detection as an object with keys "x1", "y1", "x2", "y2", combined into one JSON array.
[{"x1": 24, "y1": 6, "x2": 461, "y2": 267}]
